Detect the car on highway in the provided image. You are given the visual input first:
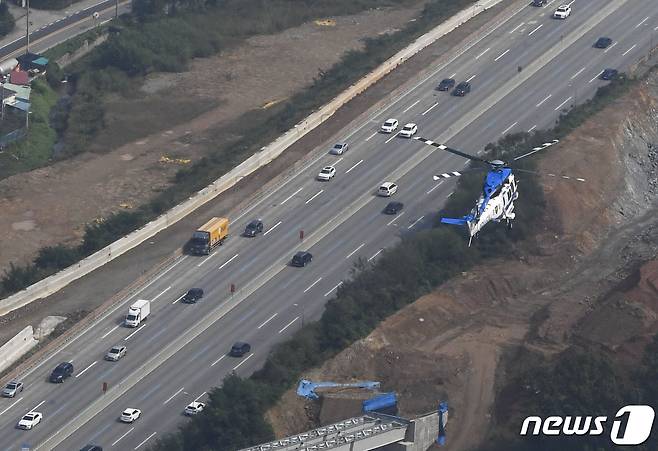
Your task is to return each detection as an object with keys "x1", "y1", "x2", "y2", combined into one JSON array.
[
  {"x1": 49, "y1": 362, "x2": 73, "y2": 383},
  {"x1": 182, "y1": 288, "x2": 204, "y2": 304},
  {"x1": 80, "y1": 445, "x2": 103, "y2": 451},
  {"x1": 105, "y1": 345, "x2": 127, "y2": 361},
  {"x1": 436, "y1": 78, "x2": 455, "y2": 91},
  {"x1": 17, "y1": 411, "x2": 42, "y2": 430},
  {"x1": 229, "y1": 342, "x2": 251, "y2": 357},
  {"x1": 2, "y1": 381, "x2": 23, "y2": 398},
  {"x1": 330, "y1": 142, "x2": 349, "y2": 155},
  {"x1": 600, "y1": 68, "x2": 619, "y2": 80},
  {"x1": 553, "y1": 4, "x2": 571, "y2": 18},
  {"x1": 452, "y1": 82, "x2": 471, "y2": 96},
  {"x1": 243, "y1": 219, "x2": 264, "y2": 237},
  {"x1": 184, "y1": 401, "x2": 206, "y2": 416},
  {"x1": 291, "y1": 251, "x2": 313, "y2": 267},
  {"x1": 384, "y1": 201, "x2": 404, "y2": 215},
  {"x1": 317, "y1": 166, "x2": 336, "y2": 181},
  {"x1": 398, "y1": 123, "x2": 418, "y2": 138},
  {"x1": 120, "y1": 408, "x2": 142, "y2": 423},
  {"x1": 594, "y1": 37, "x2": 612, "y2": 49},
  {"x1": 531, "y1": 0, "x2": 547, "y2": 6},
  {"x1": 380, "y1": 118, "x2": 398, "y2": 133},
  {"x1": 378, "y1": 182, "x2": 398, "y2": 197}
]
